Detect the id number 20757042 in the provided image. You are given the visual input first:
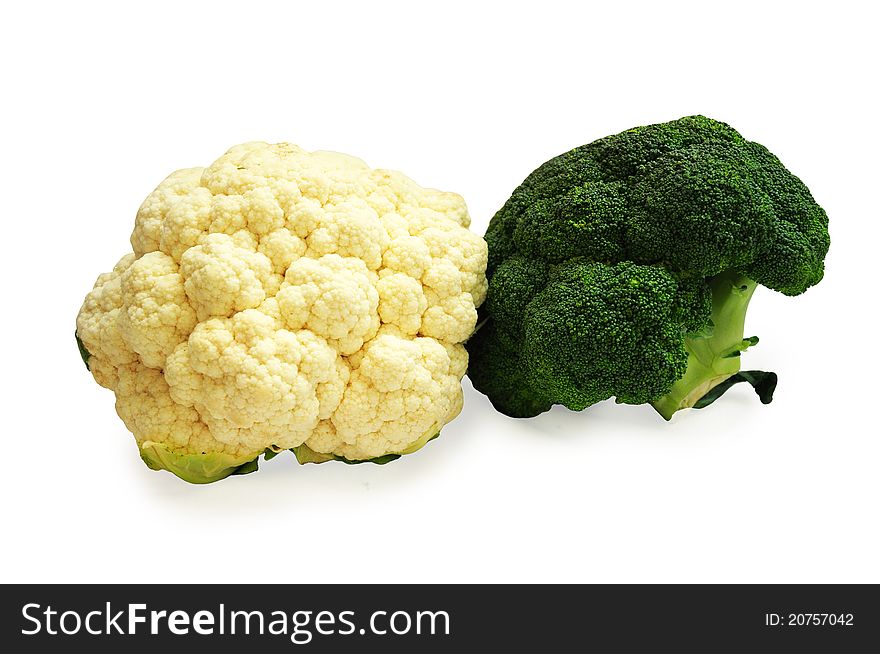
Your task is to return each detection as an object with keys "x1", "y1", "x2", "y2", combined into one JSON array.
[{"x1": 765, "y1": 613, "x2": 854, "y2": 627}]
